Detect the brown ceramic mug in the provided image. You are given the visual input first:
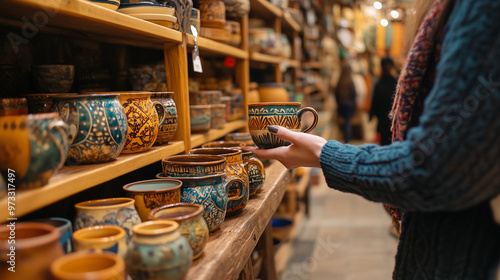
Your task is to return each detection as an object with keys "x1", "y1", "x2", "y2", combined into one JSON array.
[{"x1": 161, "y1": 154, "x2": 227, "y2": 177}]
